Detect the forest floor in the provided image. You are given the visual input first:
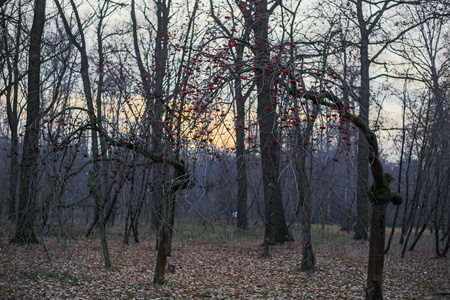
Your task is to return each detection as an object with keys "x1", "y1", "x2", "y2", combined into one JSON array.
[{"x1": 0, "y1": 222, "x2": 448, "y2": 299}]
